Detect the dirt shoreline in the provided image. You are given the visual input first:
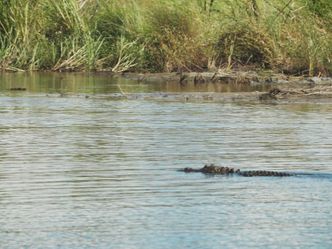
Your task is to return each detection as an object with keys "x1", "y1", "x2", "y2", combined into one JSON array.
[
  {"x1": 117, "y1": 71, "x2": 332, "y2": 103},
  {"x1": 120, "y1": 71, "x2": 332, "y2": 85},
  {"x1": 2, "y1": 70, "x2": 332, "y2": 103}
]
